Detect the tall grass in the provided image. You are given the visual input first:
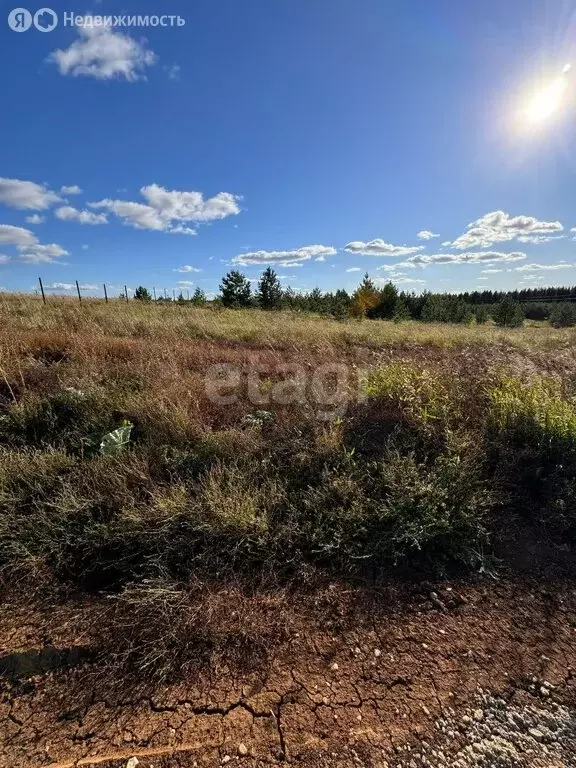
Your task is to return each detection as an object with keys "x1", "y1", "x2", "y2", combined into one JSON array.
[
  {"x1": 2, "y1": 293, "x2": 576, "y2": 350},
  {"x1": 0, "y1": 299, "x2": 574, "y2": 604}
]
